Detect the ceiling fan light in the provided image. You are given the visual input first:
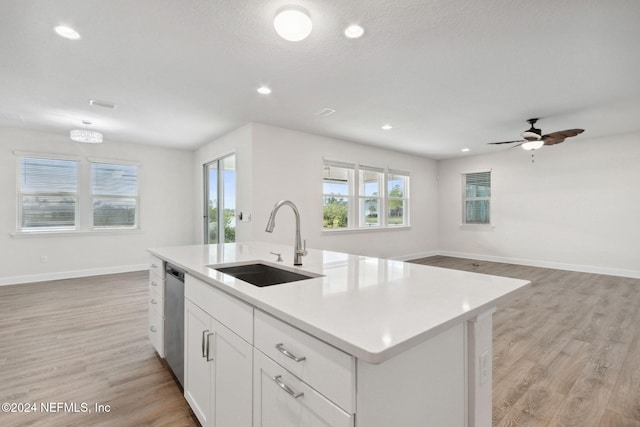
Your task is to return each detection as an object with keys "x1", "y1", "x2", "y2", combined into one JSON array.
[
  {"x1": 70, "y1": 129, "x2": 103, "y2": 143},
  {"x1": 522, "y1": 140, "x2": 544, "y2": 151},
  {"x1": 274, "y1": 6, "x2": 312, "y2": 41}
]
